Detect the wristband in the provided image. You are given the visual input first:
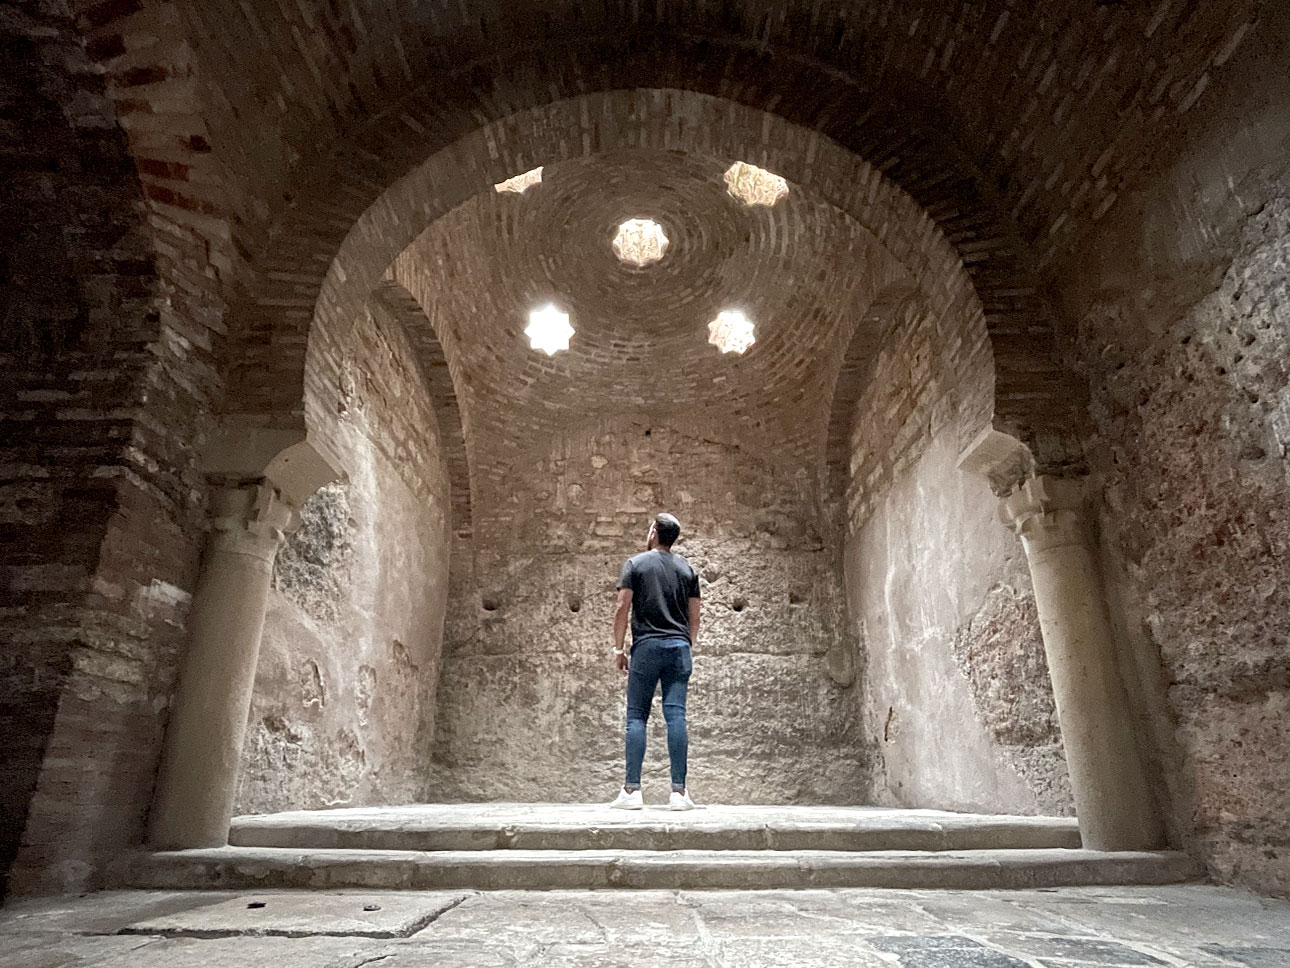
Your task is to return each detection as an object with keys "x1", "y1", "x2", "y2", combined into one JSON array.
[{"x1": 613, "y1": 648, "x2": 628, "y2": 656}]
